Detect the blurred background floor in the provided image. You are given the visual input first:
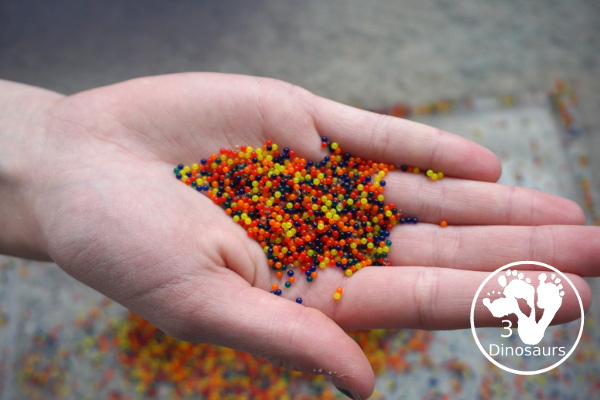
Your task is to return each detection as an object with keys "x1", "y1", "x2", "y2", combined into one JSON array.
[
  {"x1": 1, "y1": 1, "x2": 600, "y2": 399},
  {"x1": 2, "y1": 0, "x2": 599, "y2": 168}
]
